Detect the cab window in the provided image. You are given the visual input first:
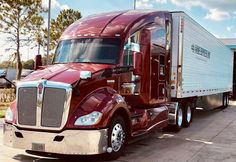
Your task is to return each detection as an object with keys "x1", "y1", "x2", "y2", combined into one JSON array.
[{"x1": 123, "y1": 31, "x2": 141, "y2": 66}]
